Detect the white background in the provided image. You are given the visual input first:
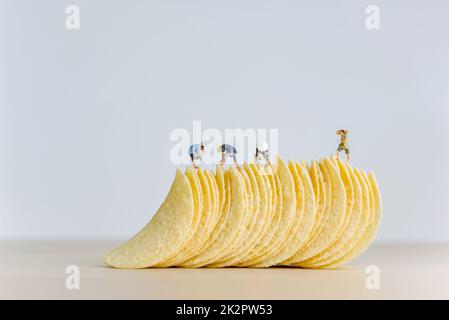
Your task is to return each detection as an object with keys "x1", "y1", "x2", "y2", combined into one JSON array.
[{"x1": 1, "y1": 0, "x2": 448, "y2": 242}]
